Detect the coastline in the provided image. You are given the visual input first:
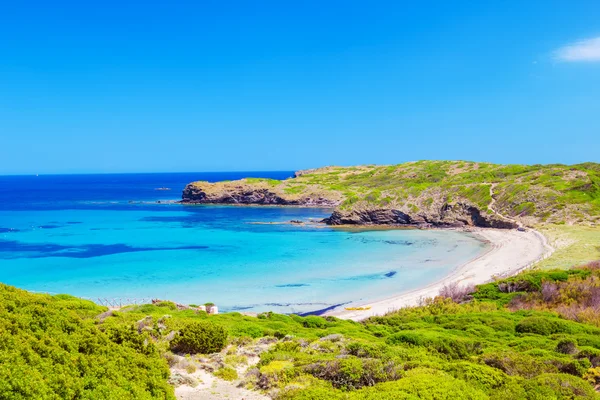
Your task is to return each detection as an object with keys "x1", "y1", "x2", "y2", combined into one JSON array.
[{"x1": 326, "y1": 227, "x2": 554, "y2": 321}]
